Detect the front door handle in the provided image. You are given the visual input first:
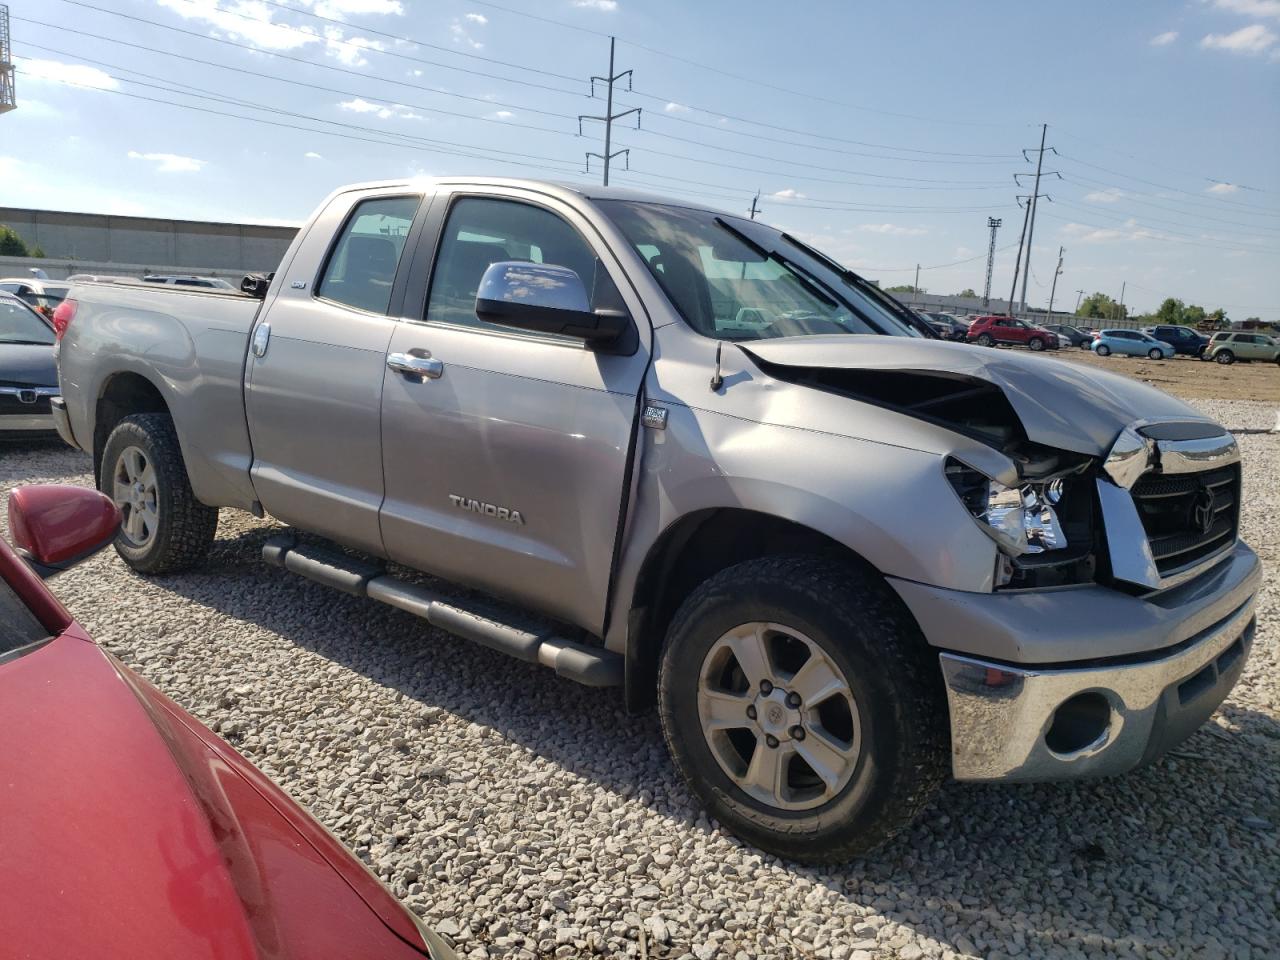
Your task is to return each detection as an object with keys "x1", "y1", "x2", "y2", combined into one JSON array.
[{"x1": 387, "y1": 351, "x2": 444, "y2": 380}]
